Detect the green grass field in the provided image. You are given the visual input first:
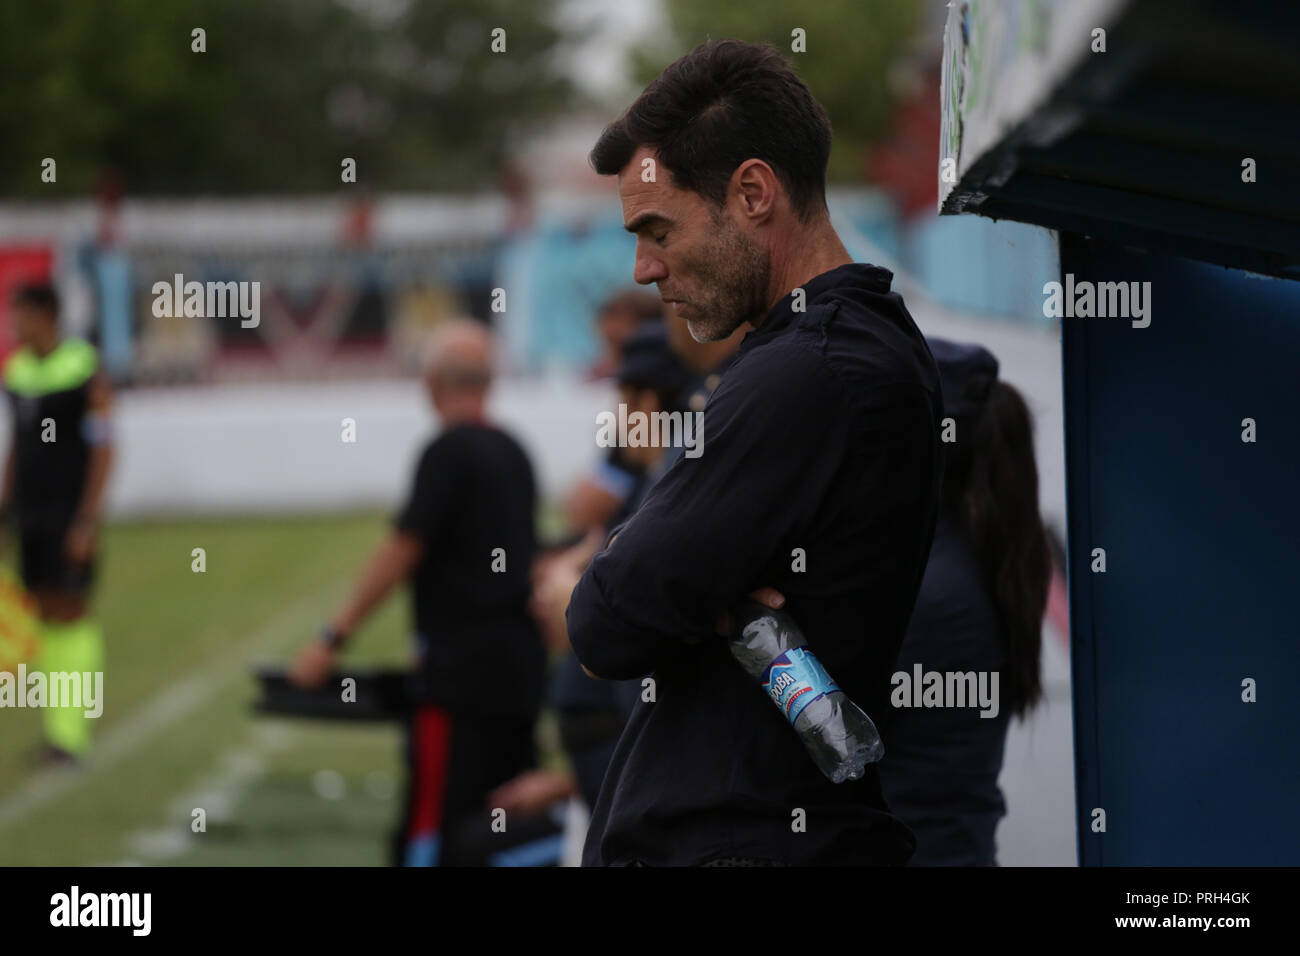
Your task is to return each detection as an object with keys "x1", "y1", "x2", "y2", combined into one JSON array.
[{"x1": 0, "y1": 510, "x2": 564, "y2": 866}]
